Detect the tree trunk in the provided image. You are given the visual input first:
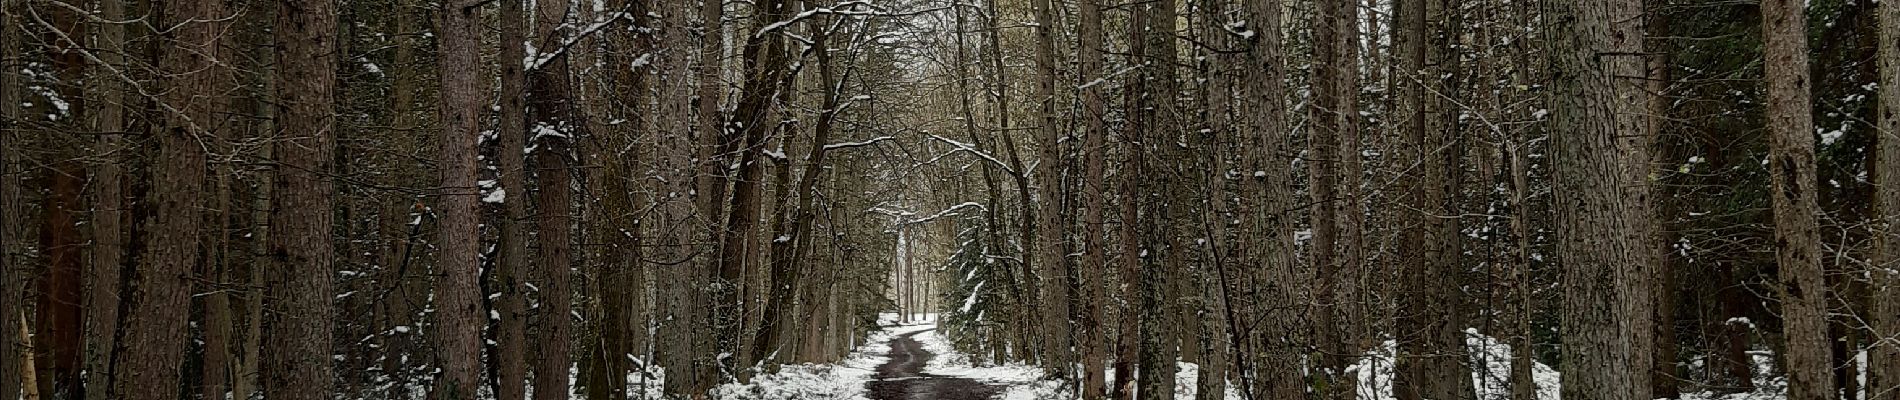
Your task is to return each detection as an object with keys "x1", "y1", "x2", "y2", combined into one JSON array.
[
  {"x1": 263, "y1": 0, "x2": 340, "y2": 397},
  {"x1": 656, "y1": 0, "x2": 708, "y2": 392},
  {"x1": 1761, "y1": 0, "x2": 1831, "y2": 398},
  {"x1": 530, "y1": 4, "x2": 578, "y2": 398},
  {"x1": 117, "y1": 0, "x2": 219, "y2": 396},
  {"x1": 1871, "y1": 0, "x2": 1900, "y2": 396},
  {"x1": 1548, "y1": 0, "x2": 1653, "y2": 397},
  {"x1": 33, "y1": 7, "x2": 89, "y2": 398},
  {"x1": 1029, "y1": 0, "x2": 1073, "y2": 378},
  {"x1": 1507, "y1": 122, "x2": 1536, "y2": 400},
  {"x1": 1395, "y1": 0, "x2": 1476, "y2": 397},
  {"x1": 1078, "y1": 0, "x2": 1108, "y2": 392},
  {"x1": 202, "y1": 173, "x2": 233, "y2": 400},
  {"x1": 1114, "y1": 3, "x2": 1149, "y2": 399},
  {"x1": 1647, "y1": 5, "x2": 1681, "y2": 397},
  {"x1": 37, "y1": 151, "x2": 84, "y2": 400},
  {"x1": 1310, "y1": 0, "x2": 1361, "y2": 394},
  {"x1": 237, "y1": 49, "x2": 276, "y2": 400},
  {"x1": 84, "y1": 0, "x2": 129, "y2": 392},
  {"x1": 0, "y1": 2, "x2": 21, "y2": 398},
  {"x1": 496, "y1": 0, "x2": 531, "y2": 398},
  {"x1": 431, "y1": 0, "x2": 486, "y2": 396},
  {"x1": 717, "y1": 0, "x2": 792, "y2": 379},
  {"x1": 1135, "y1": 0, "x2": 1182, "y2": 398},
  {"x1": 1235, "y1": 0, "x2": 1302, "y2": 395},
  {"x1": 760, "y1": 12, "x2": 842, "y2": 367}
]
